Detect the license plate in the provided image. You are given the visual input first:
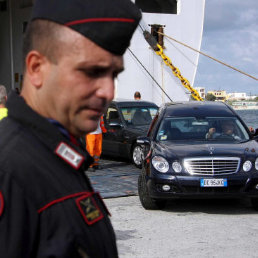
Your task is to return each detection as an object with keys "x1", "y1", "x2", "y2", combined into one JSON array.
[{"x1": 200, "y1": 178, "x2": 227, "y2": 187}]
